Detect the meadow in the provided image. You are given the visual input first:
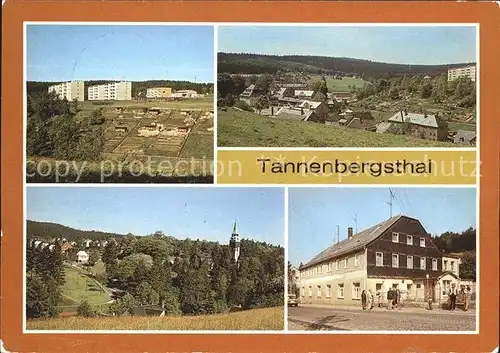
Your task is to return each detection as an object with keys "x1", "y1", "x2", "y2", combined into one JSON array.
[
  {"x1": 309, "y1": 75, "x2": 368, "y2": 92},
  {"x1": 26, "y1": 307, "x2": 284, "y2": 331},
  {"x1": 217, "y1": 108, "x2": 457, "y2": 148}
]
